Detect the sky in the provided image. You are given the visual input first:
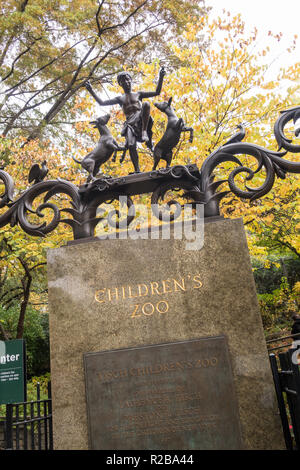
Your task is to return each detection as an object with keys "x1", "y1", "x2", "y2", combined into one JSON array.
[{"x1": 207, "y1": 0, "x2": 300, "y2": 72}]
